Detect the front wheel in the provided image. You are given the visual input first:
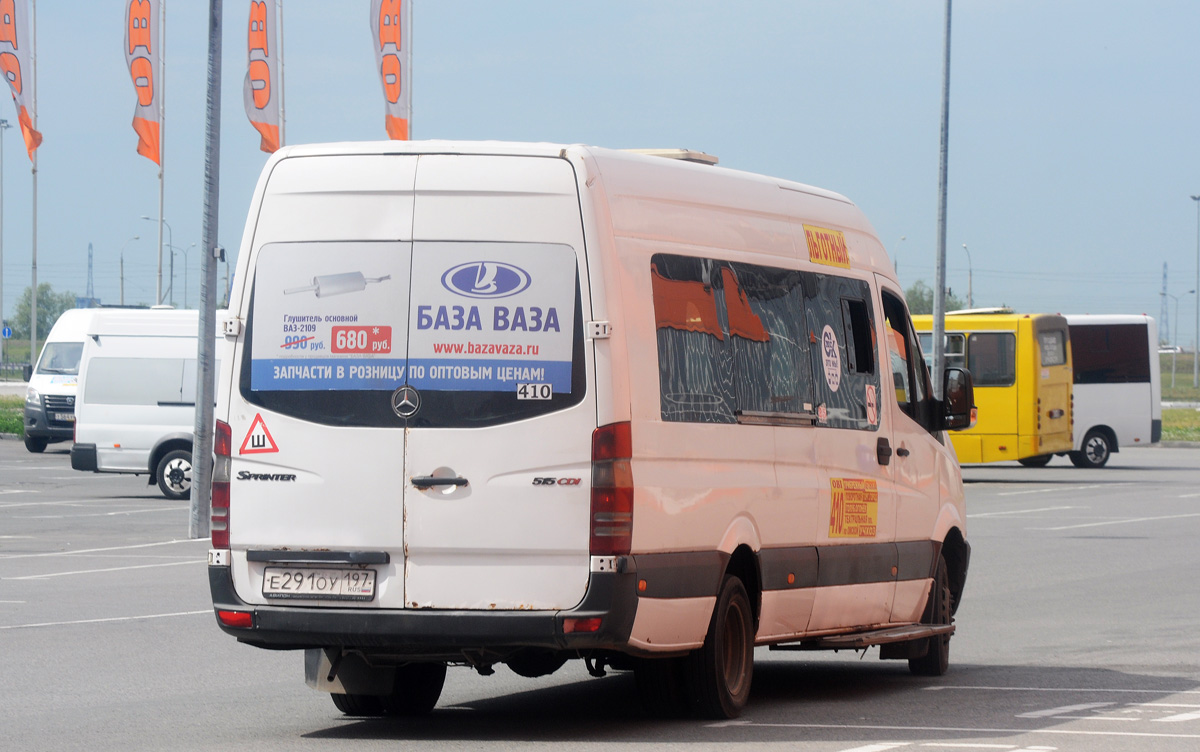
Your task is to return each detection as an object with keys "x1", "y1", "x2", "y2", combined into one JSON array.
[
  {"x1": 156, "y1": 449, "x2": 192, "y2": 500},
  {"x1": 909, "y1": 554, "x2": 952, "y2": 676},
  {"x1": 1070, "y1": 430, "x2": 1111, "y2": 468},
  {"x1": 684, "y1": 575, "x2": 755, "y2": 719},
  {"x1": 24, "y1": 436, "x2": 48, "y2": 453}
]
